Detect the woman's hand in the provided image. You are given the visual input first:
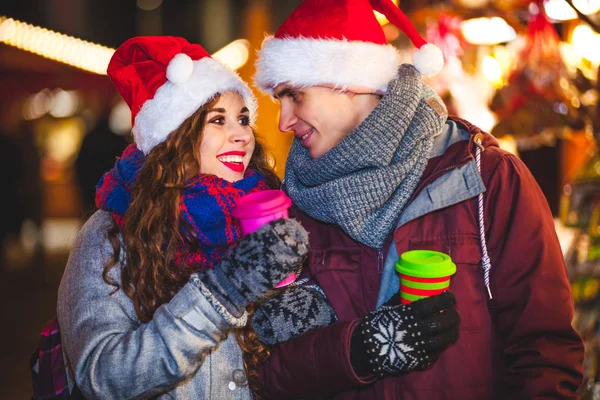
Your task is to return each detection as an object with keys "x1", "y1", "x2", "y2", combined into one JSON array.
[{"x1": 195, "y1": 218, "x2": 309, "y2": 318}]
